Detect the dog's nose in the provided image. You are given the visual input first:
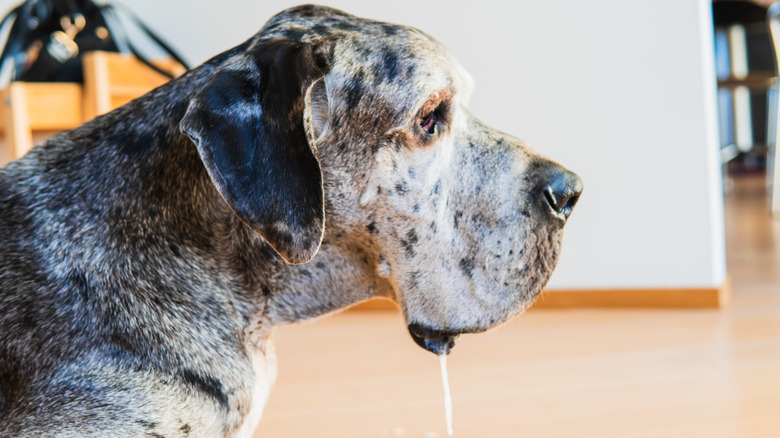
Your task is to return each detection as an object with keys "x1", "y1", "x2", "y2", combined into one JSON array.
[{"x1": 542, "y1": 168, "x2": 583, "y2": 220}]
